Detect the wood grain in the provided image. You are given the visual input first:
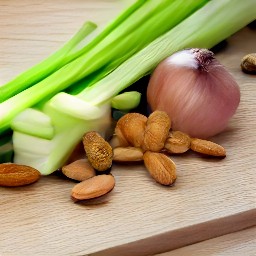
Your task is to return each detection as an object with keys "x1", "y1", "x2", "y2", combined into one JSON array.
[
  {"x1": 157, "y1": 227, "x2": 256, "y2": 256},
  {"x1": 0, "y1": 1, "x2": 256, "y2": 256}
]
